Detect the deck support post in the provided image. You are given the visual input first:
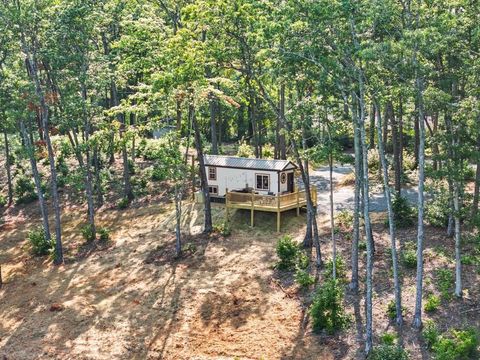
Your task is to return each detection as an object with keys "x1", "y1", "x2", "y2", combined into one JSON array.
[
  {"x1": 225, "y1": 188, "x2": 229, "y2": 222},
  {"x1": 296, "y1": 189, "x2": 300, "y2": 216},
  {"x1": 277, "y1": 195, "x2": 281, "y2": 232},
  {"x1": 250, "y1": 192, "x2": 254, "y2": 227}
]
